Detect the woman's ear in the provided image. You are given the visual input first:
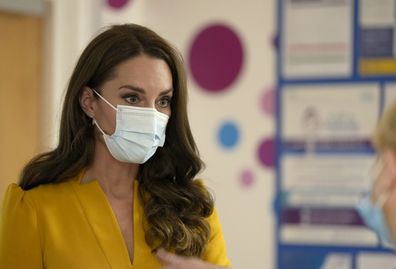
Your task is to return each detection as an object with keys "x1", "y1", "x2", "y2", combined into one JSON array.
[
  {"x1": 79, "y1": 87, "x2": 95, "y2": 118},
  {"x1": 383, "y1": 149, "x2": 396, "y2": 178}
]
